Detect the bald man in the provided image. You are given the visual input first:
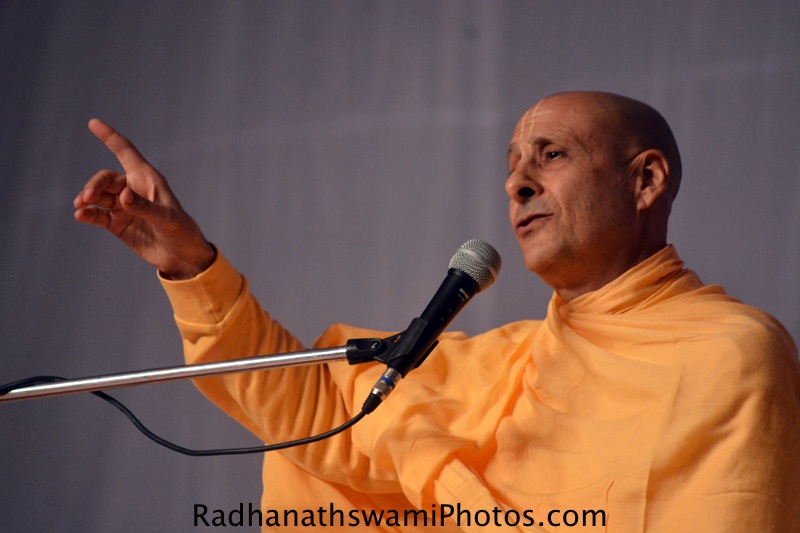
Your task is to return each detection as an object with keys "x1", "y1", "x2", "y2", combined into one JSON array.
[{"x1": 75, "y1": 91, "x2": 800, "y2": 531}]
